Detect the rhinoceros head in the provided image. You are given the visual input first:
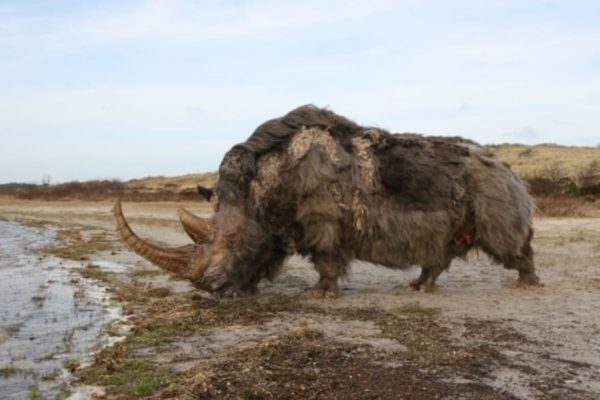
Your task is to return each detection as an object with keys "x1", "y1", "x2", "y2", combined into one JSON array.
[{"x1": 112, "y1": 193, "x2": 272, "y2": 294}]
